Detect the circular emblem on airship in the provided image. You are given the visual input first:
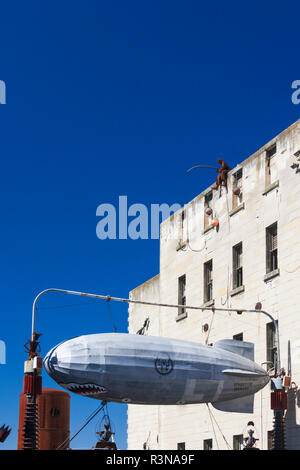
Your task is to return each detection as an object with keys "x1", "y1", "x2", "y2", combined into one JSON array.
[{"x1": 155, "y1": 355, "x2": 174, "y2": 375}]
